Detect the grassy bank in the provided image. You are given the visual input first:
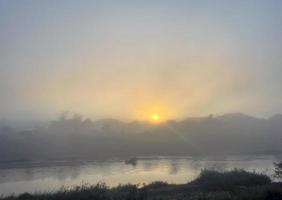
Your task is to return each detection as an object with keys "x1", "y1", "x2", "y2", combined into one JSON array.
[{"x1": 1, "y1": 169, "x2": 281, "y2": 200}]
